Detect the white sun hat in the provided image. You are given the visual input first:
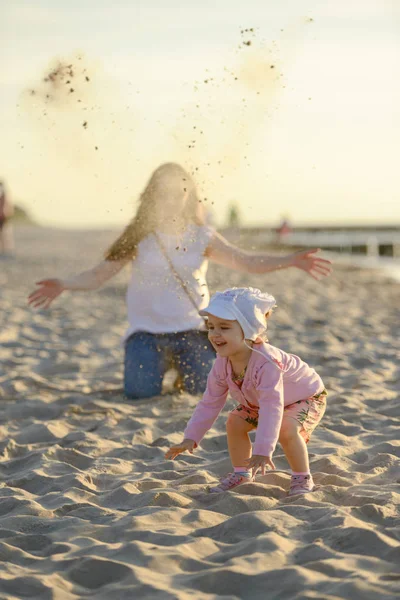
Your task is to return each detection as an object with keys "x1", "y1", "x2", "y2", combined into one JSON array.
[{"x1": 199, "y1": 287, "x2": 277, "y2": 341}]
